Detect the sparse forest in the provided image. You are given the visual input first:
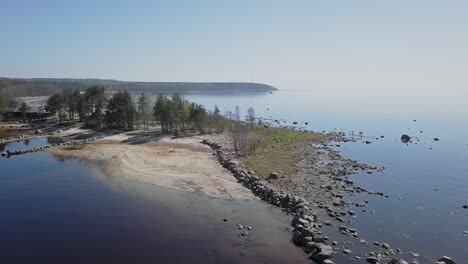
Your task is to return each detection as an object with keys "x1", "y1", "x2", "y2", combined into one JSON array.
[
  {"x1": 153, "y1": 93, "x2": 225, "y2": 135},
  {"x1": 43, "y1": 87, "x2": 243, "y2": 134}
]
